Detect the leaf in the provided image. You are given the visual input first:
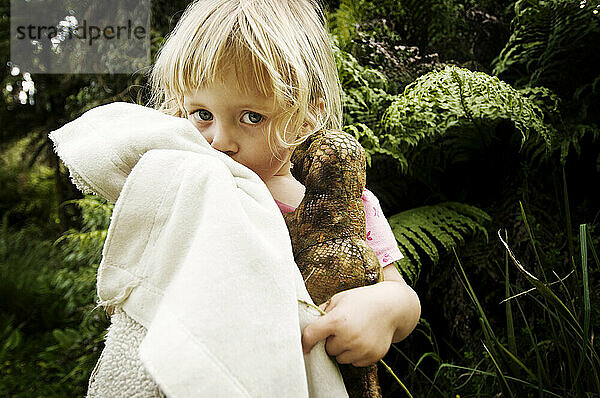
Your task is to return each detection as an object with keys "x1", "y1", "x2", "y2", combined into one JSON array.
[{"x1": 388, "y1": 202, "x2": 490, "y2": 283}]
